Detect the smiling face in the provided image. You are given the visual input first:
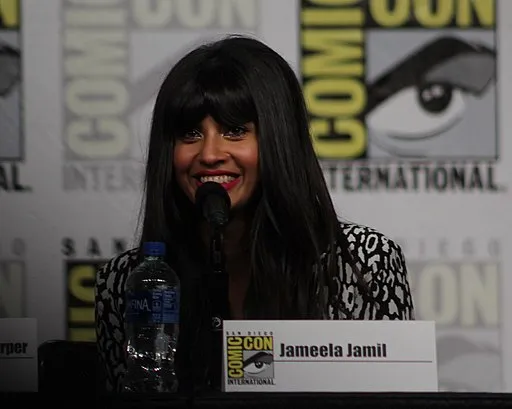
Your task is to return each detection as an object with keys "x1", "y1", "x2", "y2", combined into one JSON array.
[{"x1": 173, "y1": 115, "x2": 259, "y2": 210}]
